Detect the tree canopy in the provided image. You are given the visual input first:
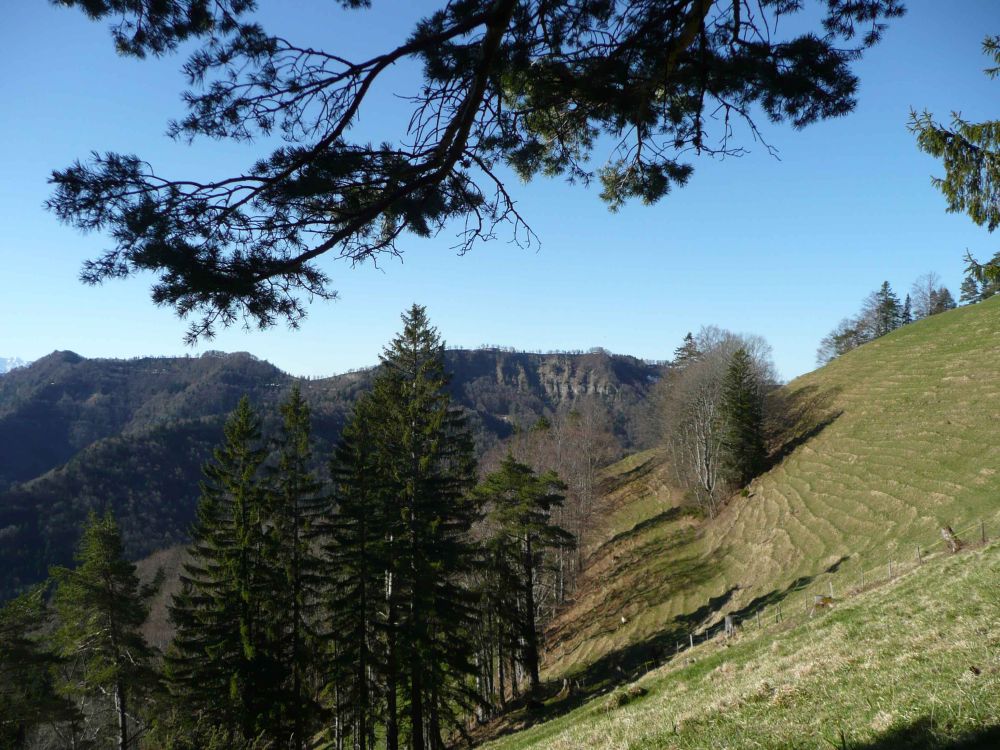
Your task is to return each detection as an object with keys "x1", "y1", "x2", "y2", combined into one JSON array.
[
  {"x1": 48, "y1": 0, "x2": 903, "y2": 340},
  {"x1": 910, "y1": 35, "x2": 1000, "y2": 286}
]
